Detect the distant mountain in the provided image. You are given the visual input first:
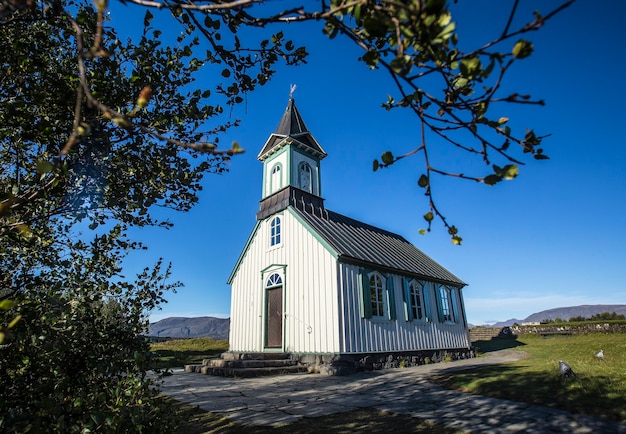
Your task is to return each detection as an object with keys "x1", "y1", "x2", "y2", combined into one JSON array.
[
  {"x1": 485, "y1": 304, "x2": 626, "y2": 327},
  {"x1": 148, "y1": 316, "x2": 230, "y2": 340},
  {"x1": 491, "y1": 318, "x2": 523, "y2": 327},
  {"x1": 523, "y1": 304, "x2": 626, "y2": 324}
]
